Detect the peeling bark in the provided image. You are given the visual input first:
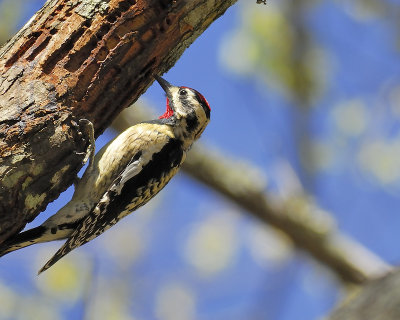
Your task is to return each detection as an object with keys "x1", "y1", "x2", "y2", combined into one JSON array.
[{"x1": 0, "y1": 0, "x2": 238, "y2": 242}]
